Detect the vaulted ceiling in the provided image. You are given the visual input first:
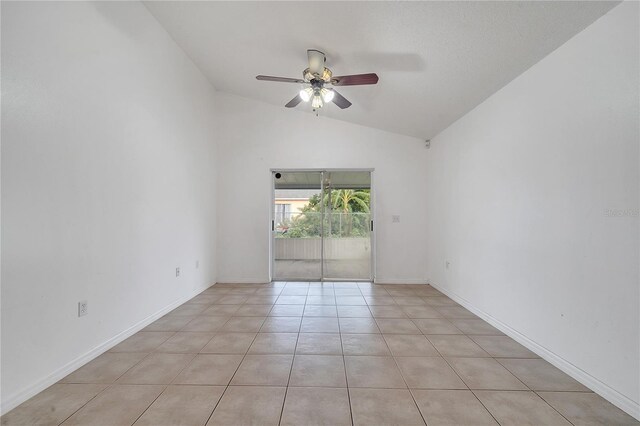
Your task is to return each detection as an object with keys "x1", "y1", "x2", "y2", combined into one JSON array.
[{"x1": 145, "y1": 1, "x2": 618, "y2": 139}]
